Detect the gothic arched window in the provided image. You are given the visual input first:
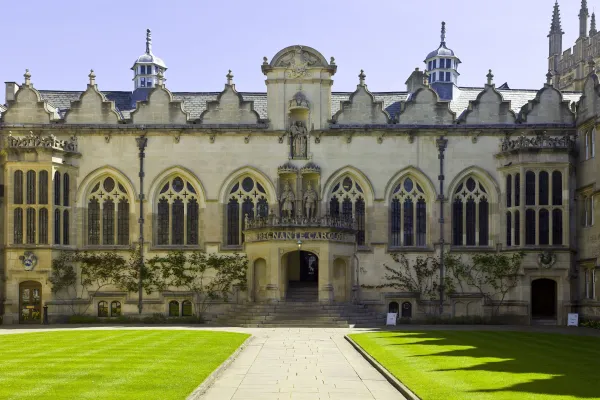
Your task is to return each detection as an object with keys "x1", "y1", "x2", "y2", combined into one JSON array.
[
  {"x1": 452, "y1": 177, "x2": 489, "y2": 246},
  {"x1": 226, "y1": 176, "x2": 269, "y2": 246},
  {"x1": 329, "y1": 176, "x2": 366, "y2": 246},
  {"x1": 87, "y1": 177, "x2": 130, "y2": 246},
  {"x1": 390, "y1": 177, "x2": 427, "y2": 247},
  {"x1": 156, "y1": 176, "x2": 200, "y2": 246}
]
